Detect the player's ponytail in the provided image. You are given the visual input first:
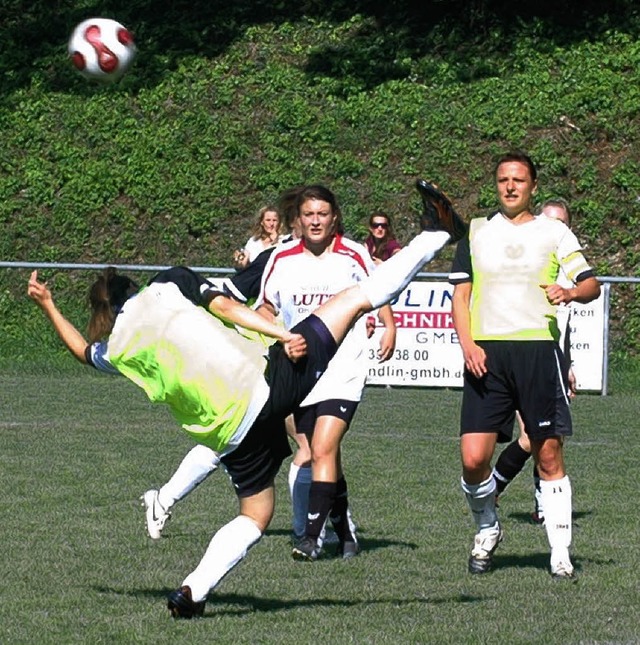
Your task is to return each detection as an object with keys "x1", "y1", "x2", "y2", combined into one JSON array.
[{"x1": 87, "y1": 267, "x2": 138, "y2": 341}]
